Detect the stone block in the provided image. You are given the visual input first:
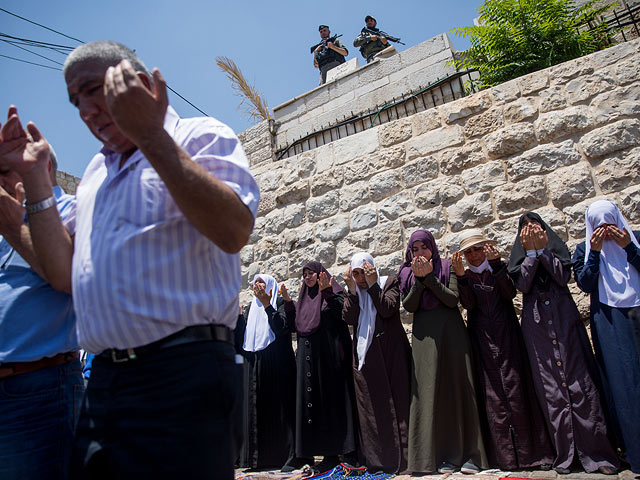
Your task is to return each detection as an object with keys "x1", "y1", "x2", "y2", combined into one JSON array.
[
  {"x1": 463, "y1": 107, "x2": 505, "y2": 138},
  {"x1": 254, "y1": 236, "x2": 283, "y2": 261},
  {"x1": 484, "y1": 123, "x2": 537, "y2": 158},
  {"x1": 619, "y1": 184, "x2": 640, "y2": 224},
  {"x1": 340, "y1": 181, "x2": 370, "y2": 212},
  {"x1": 333, "y1": 128, "x2": 379, "y2": 165},
  {"x1": 506, "y1": 140, "x2": 581, "y2": 181},
  {"x1": 240, "y1": 245, "x2": 253, "y2": 265},
  {"x1": 258, "y1": 169, "x2": 283, "y2": 192},
  {"x1": 401, "y1": 156, "x2": 439, "y2": 187},
  {"x1": 517, "y1": 70, "x2": 549, "y2": 95},
  {"x1": 379, "y1": 193, "x2": 415, "y2": 221},
  {"x1": 249, "y1": 216, "x2": 266, "y2": 244},
  {"x1": 439, "y1": 141, "x2": 486, "y2": 175},
  {"x1": 415, "y1": 176, "x2": 465, "y2": 208},
  {"x1": 351, "y1": 205, "x2": 378, "y2": 231},
  {"x1": 407, "y1": 126, "x2": 465, "y2": 159},
  {"x1": 374, "y1": 252, "x2": 404, "y2": 278},
  {"x1": 372, "y1": 221, "x2": 403, "y2": 256},
  {"x1": 566, "y1": 71, "x2": 616, "y2": 104},
  {"x1": 257, "y1": 193, "x2": 276, "y2": 216},
  {"x1": 273, "y1": 97, "x2": 307, "y2": 124},
  {"x1": 379, "y1": 118, "x2": 412, "y2": 147},
  {"x1": 275, "y1": 180, "x2": 310, "y2": 206},
  {"x1": 315, "y1": 143, "x2": 334, "y2": 172},
  {"x1": 580, "y1": 119, "x2": 640, "y2": 159},
  {"x1": 315, "y1": 215, "x2": 350, "y2": 242},
  {"x1": 489, "y1": 79, "x2": 520, "y2": 104},
  {"x1": 439, "y1": 92, "x2": 491, "y2": 124},
  {"x1": 615, "y1": 54, "x2": 640, "y2": 85},
  {"x1": 460, "y1": 161, "x2": 507, "y2": 194},
  {"x1": 401, "y1": 207, "x2": 447, "y2": 239},
  {"x1": 336, "y1": 230, "x2": 374, "y2": 264},
  {"x1": 285, "y1": 151, "x2": 316, "y2": 179},
  {"x1": 344, "y1": 156, "x2": 373, "y2": 184},
  {"x1": 326, "y1": 57, "x2": 359, "y2": 83},
  {"x1": 547, "y1": 163, "x2": 595, "y2": 209},
  {"x1": 503, "y1": 98, "x2": 537, "y2": 123},
  {"x1": 594, "y1": 147, "x2": 640, "y2": 194},
  {"x1": 369, "y1": 170, "x2": 403, "y2": 201},
  {"x1": 307, "y1": 191, "x2": 339, "y2": 222},
  {"x1": 590, "y1": 83, "x2": 640, "y2": 125},
  {"x1": 447, "y1": 192, "x2": 494, "y2": 232},
  {"x1": 591, "y1": 41, "x2": 636, "y2": 70},
  {"x1": 262, "y1": 254, "x2": 288, "y2": 280},
  {"x1": 550, "y1": 57, "x2": 594, "y2": 84},
  {"x1": 283, "y1": 223, "x2": 315, "y2": 251},
  {"x1": 398, "y1": 34, "x2": 448, "y2": 68},
  {"x1": 485, "y1": 216, "x2": 521, "y2": 253},
  {"x1": 494, "y1": 176, "x2": 548, "y2": 218},
  {"x1": 373, "y1": 145, "x2": 407, "y2": 170},
  {"x1": 406, "y1": 58, "x2": 457, "y2": 92},
  {"x1": 539, "y1": 85, "x2": 567, "y2": 113},
  {"x1": 411, "y1": 108, "x2": 442, "y2": 137},
  {"x1": 534, "y1": 106, "x2": 592, "y2": 143},
  {"x1": 311, "y1": 168, "x2": 344, "y2": 196}
]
